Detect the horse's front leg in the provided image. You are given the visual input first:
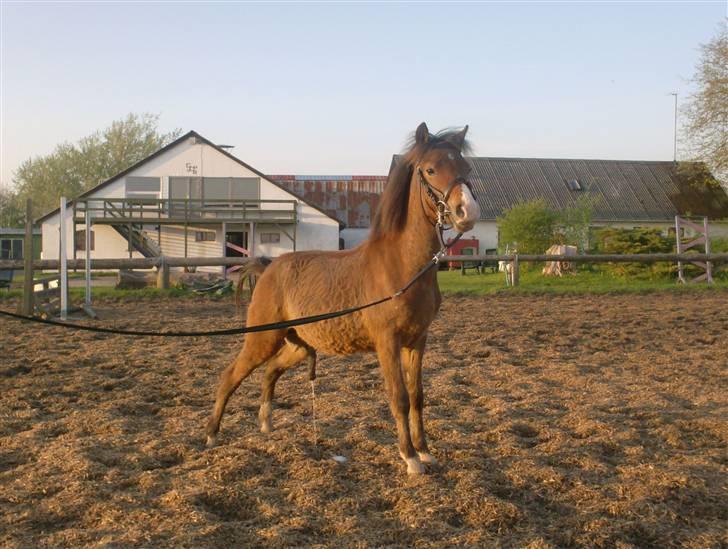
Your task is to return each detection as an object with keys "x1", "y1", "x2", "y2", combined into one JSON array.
[
  {"x1": 402, "y1": 335, "x2": 437, "y2": 465},
  {"x1": 376, "y1": 335, "x2": 423, "y2": 475}
]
